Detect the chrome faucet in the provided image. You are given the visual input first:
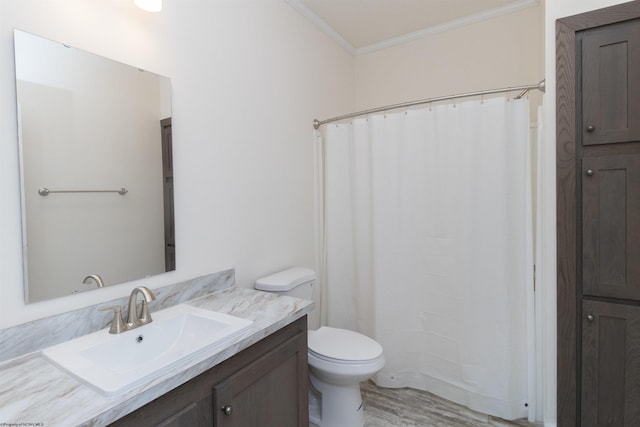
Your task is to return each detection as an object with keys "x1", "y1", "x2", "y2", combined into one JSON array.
[
  {"x1": 125, "y1": 286, "x2": 156, "y2": 330},
  {"x1": 99, "y1": 286, "x2": 156, "y2": 334}
]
